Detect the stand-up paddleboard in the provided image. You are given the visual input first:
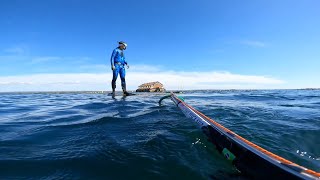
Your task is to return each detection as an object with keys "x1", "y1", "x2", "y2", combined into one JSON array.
[
  {"x1": 107, "y1": 92, "x2": 136, "y2": 96},
  {"x1": 159, "y1": 92, "x2": 320, "y2": 179}
]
